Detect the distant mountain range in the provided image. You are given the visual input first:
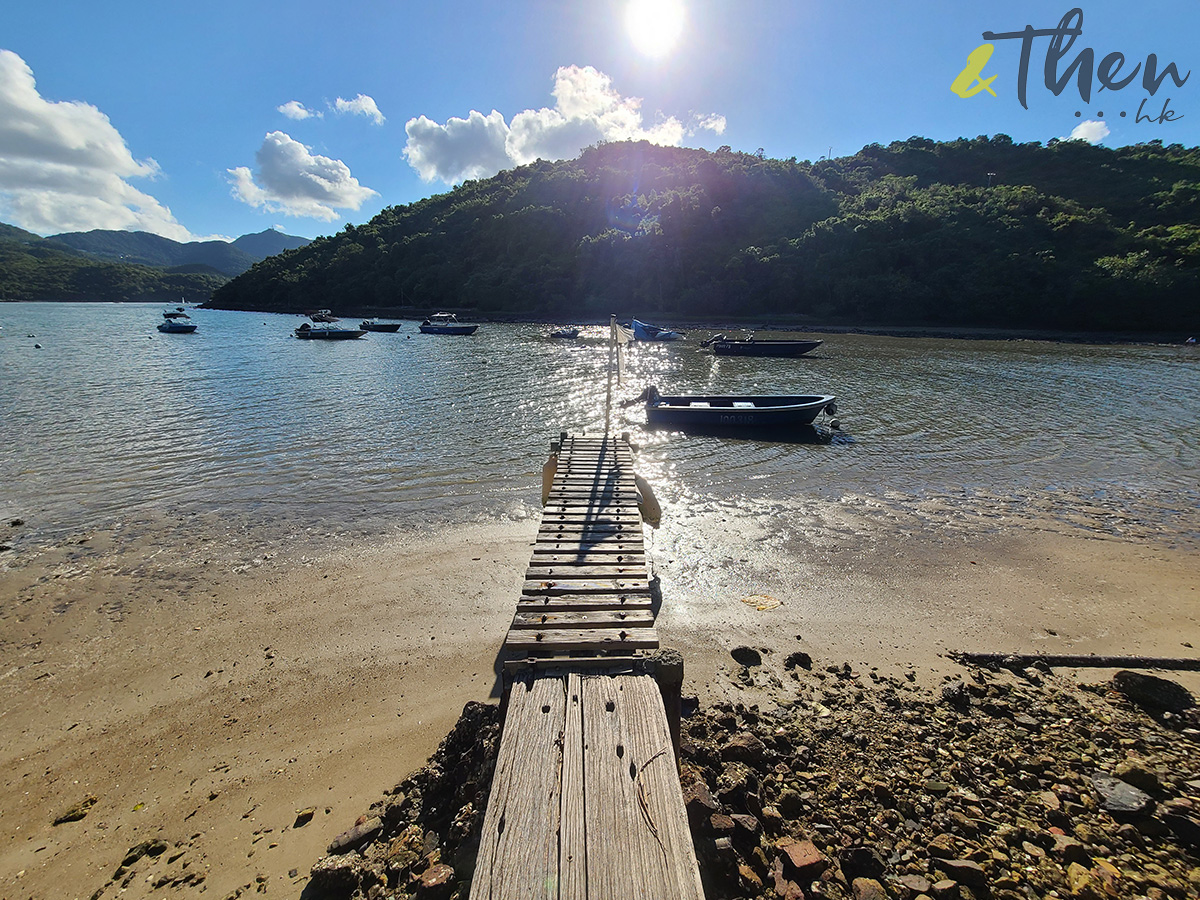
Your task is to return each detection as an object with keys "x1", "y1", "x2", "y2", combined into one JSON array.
[
  {"x1": 22, "y1": 227, "x2": 311, "y2": 277},
  {"x1": 0, "y1": 225, "x2": 312, "y2": 303}
]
